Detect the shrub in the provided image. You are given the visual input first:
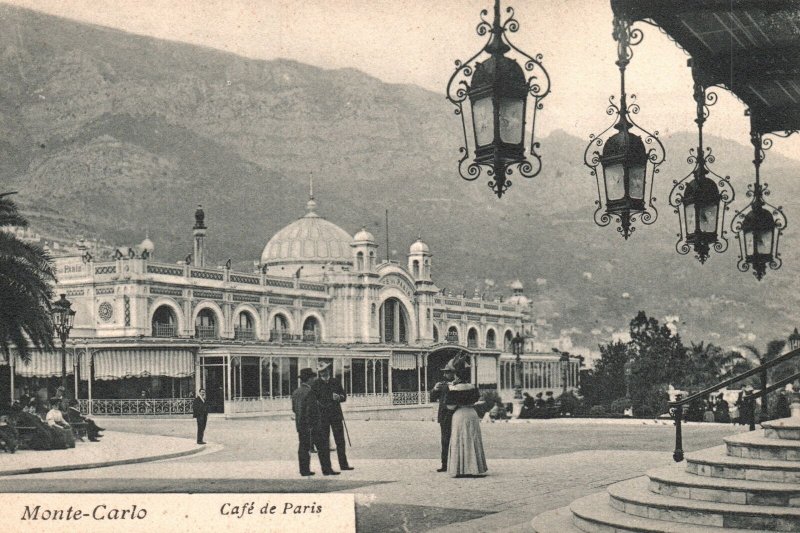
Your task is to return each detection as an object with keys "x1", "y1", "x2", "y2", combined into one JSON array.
[
  {"x1": 636, "y1": 384, "x2": 669, "y2": 418},
  {"x1": 557, "y1": 390, "x2": 582, "y2": 416},
  {"x1": 588, "y1": 405, "x2": 607, "y2": 417},
  {"x1": 609, "y1": 397, "x2": 633, "y2": 415}
]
